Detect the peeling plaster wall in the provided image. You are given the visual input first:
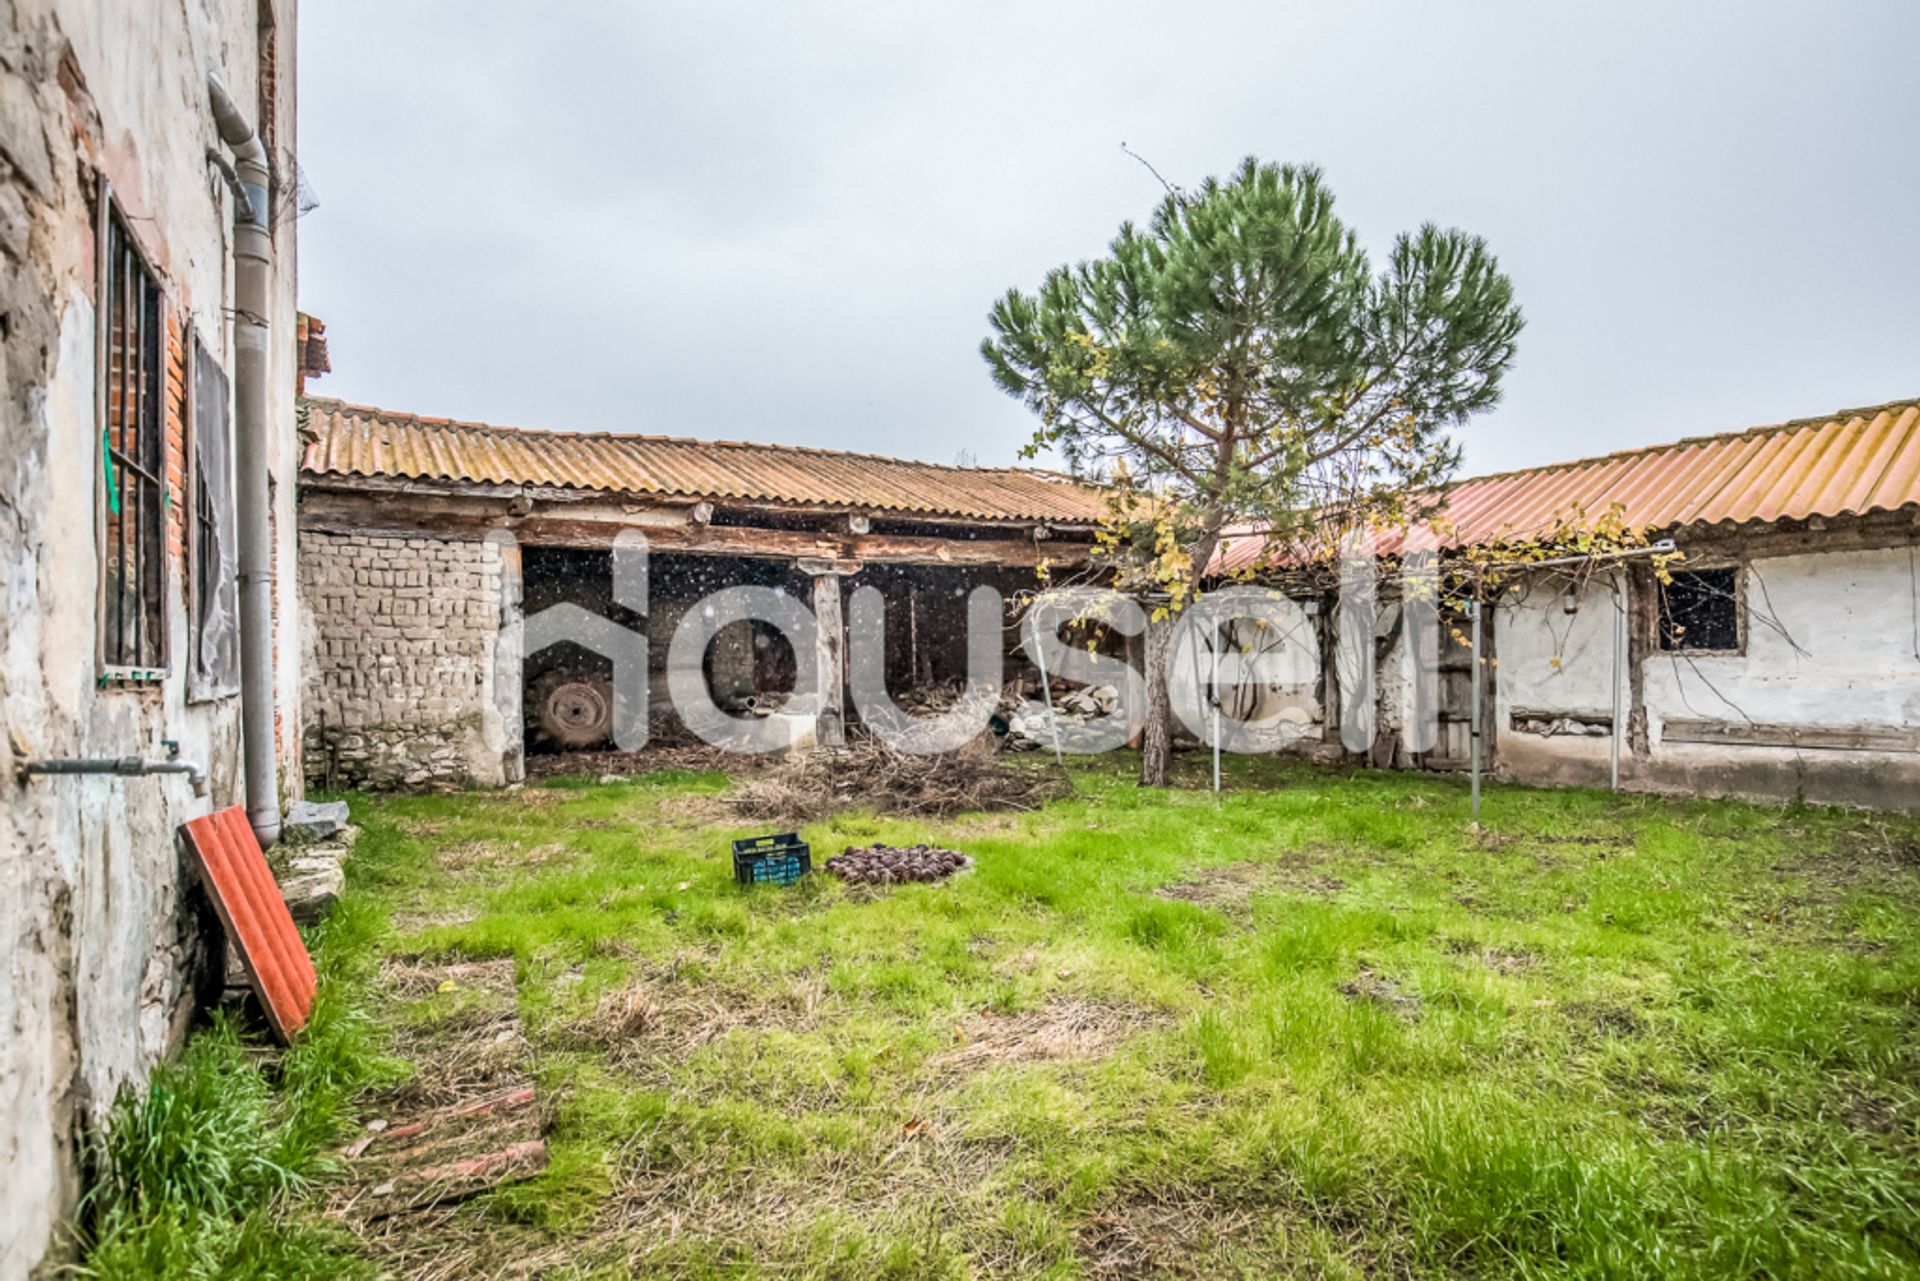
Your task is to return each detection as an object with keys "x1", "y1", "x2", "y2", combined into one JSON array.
[
  {"x1": 0, "y1": 1, "x2": 300, "y2": 1273},
  {"x1": 1495, "y1": 574, "x2": 1624, "y2": 785}
]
